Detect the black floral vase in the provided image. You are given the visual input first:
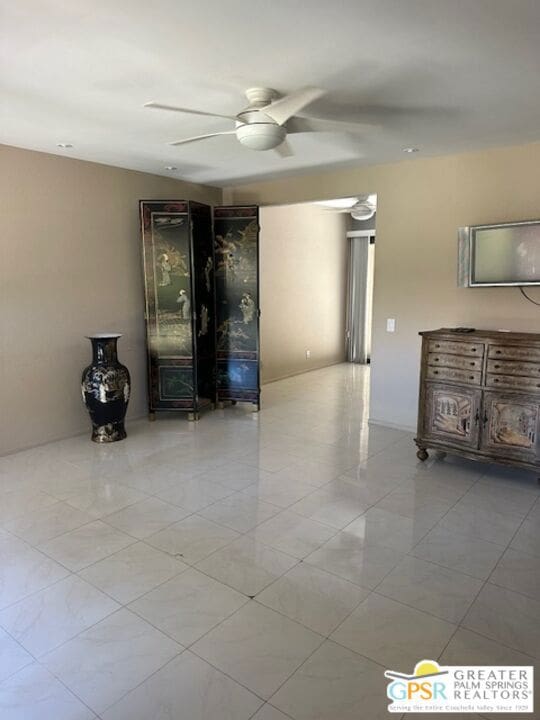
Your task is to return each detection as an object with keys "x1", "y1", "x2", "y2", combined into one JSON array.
[{"x1": 82, "y1": 334, "x2": 131, "y2": 442}]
